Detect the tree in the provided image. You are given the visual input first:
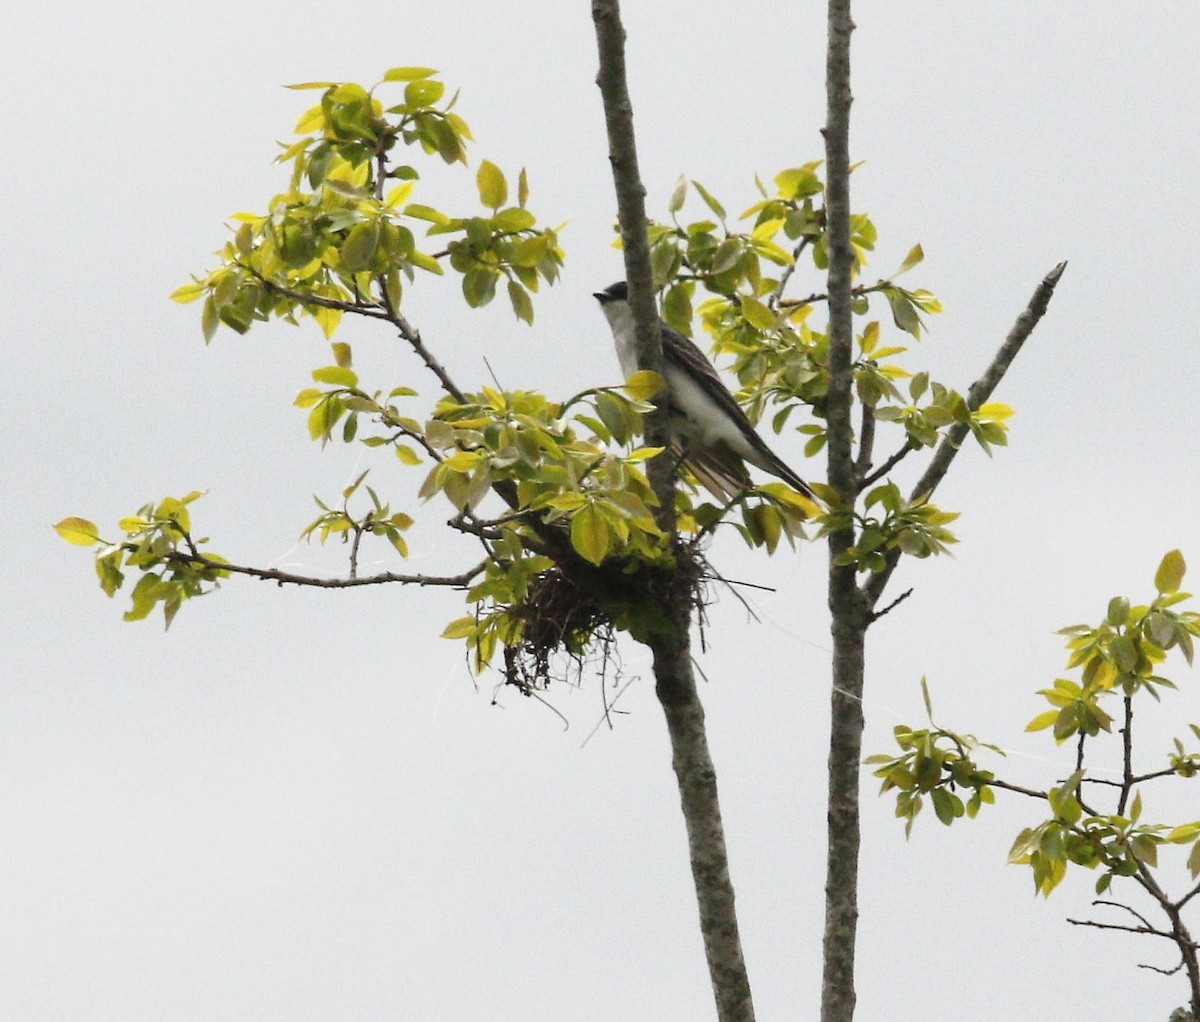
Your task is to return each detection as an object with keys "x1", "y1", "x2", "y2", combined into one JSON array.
[
  {"x1": 57, "y1": 3, "x2": 1151, "y2": 1021},
  {"x1": 869, "y1": 550, "x2": 1200, "y2": 1019}
]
